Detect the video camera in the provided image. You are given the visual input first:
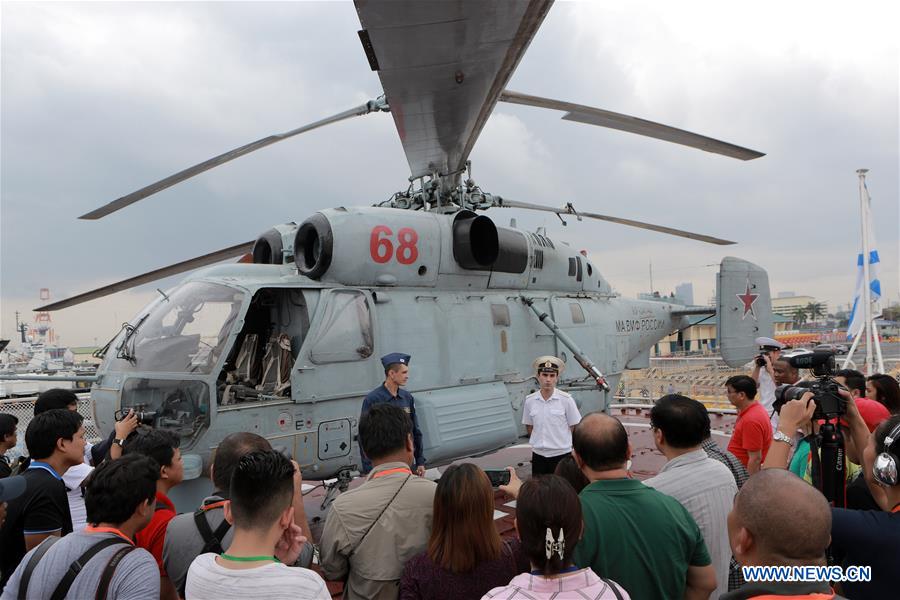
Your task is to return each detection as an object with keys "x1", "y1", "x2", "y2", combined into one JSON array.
[{"x1": 773, "y1": 352, "x2": 845, "y2": 420}]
